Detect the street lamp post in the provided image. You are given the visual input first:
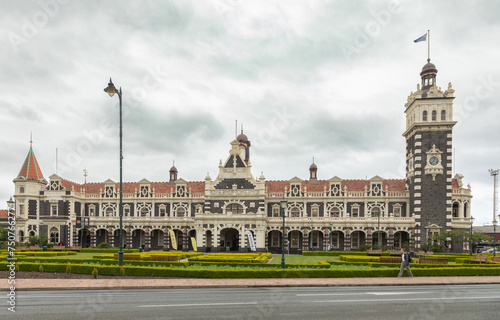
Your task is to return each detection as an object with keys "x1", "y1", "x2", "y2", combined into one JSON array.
[
  {"x1": 377, "y1": 212, "x2": 381, "y2": 250},
  {"x1": 494, "y1": 220, "x2": 498, "y2": 257},
  {"x1": 469, "y1": 216, "x2": 475, "y2": 256},
  {"x1": 104, "y1": 78, "x2": 124, "y2": 267},
  {"x1": 280, "y1": 196, "x2": 287, "y2": 269},
  {"x1": 310, "y1": 218, "x2": 314, "y2": 252},
  {"x1": 427, "y1": 222, "x2": 431, "y2": 252}
]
